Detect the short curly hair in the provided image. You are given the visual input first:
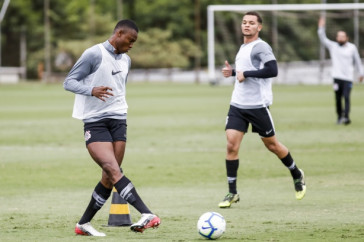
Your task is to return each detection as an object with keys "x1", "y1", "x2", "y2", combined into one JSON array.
[{"x1": 114, "y1": 19, "x2": 139, "y2": 33}]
